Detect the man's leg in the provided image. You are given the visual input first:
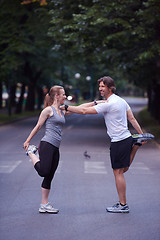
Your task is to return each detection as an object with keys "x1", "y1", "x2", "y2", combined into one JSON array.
[
  {"x1": 123, "y1": 144, "x2": 140, "y2": 173},
  {"x1": 113, "y1": 168, "x2": 127, "y2": 205},
  {"x1": 124, "y1": 134, "x2": 152, "y2": 173}
]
